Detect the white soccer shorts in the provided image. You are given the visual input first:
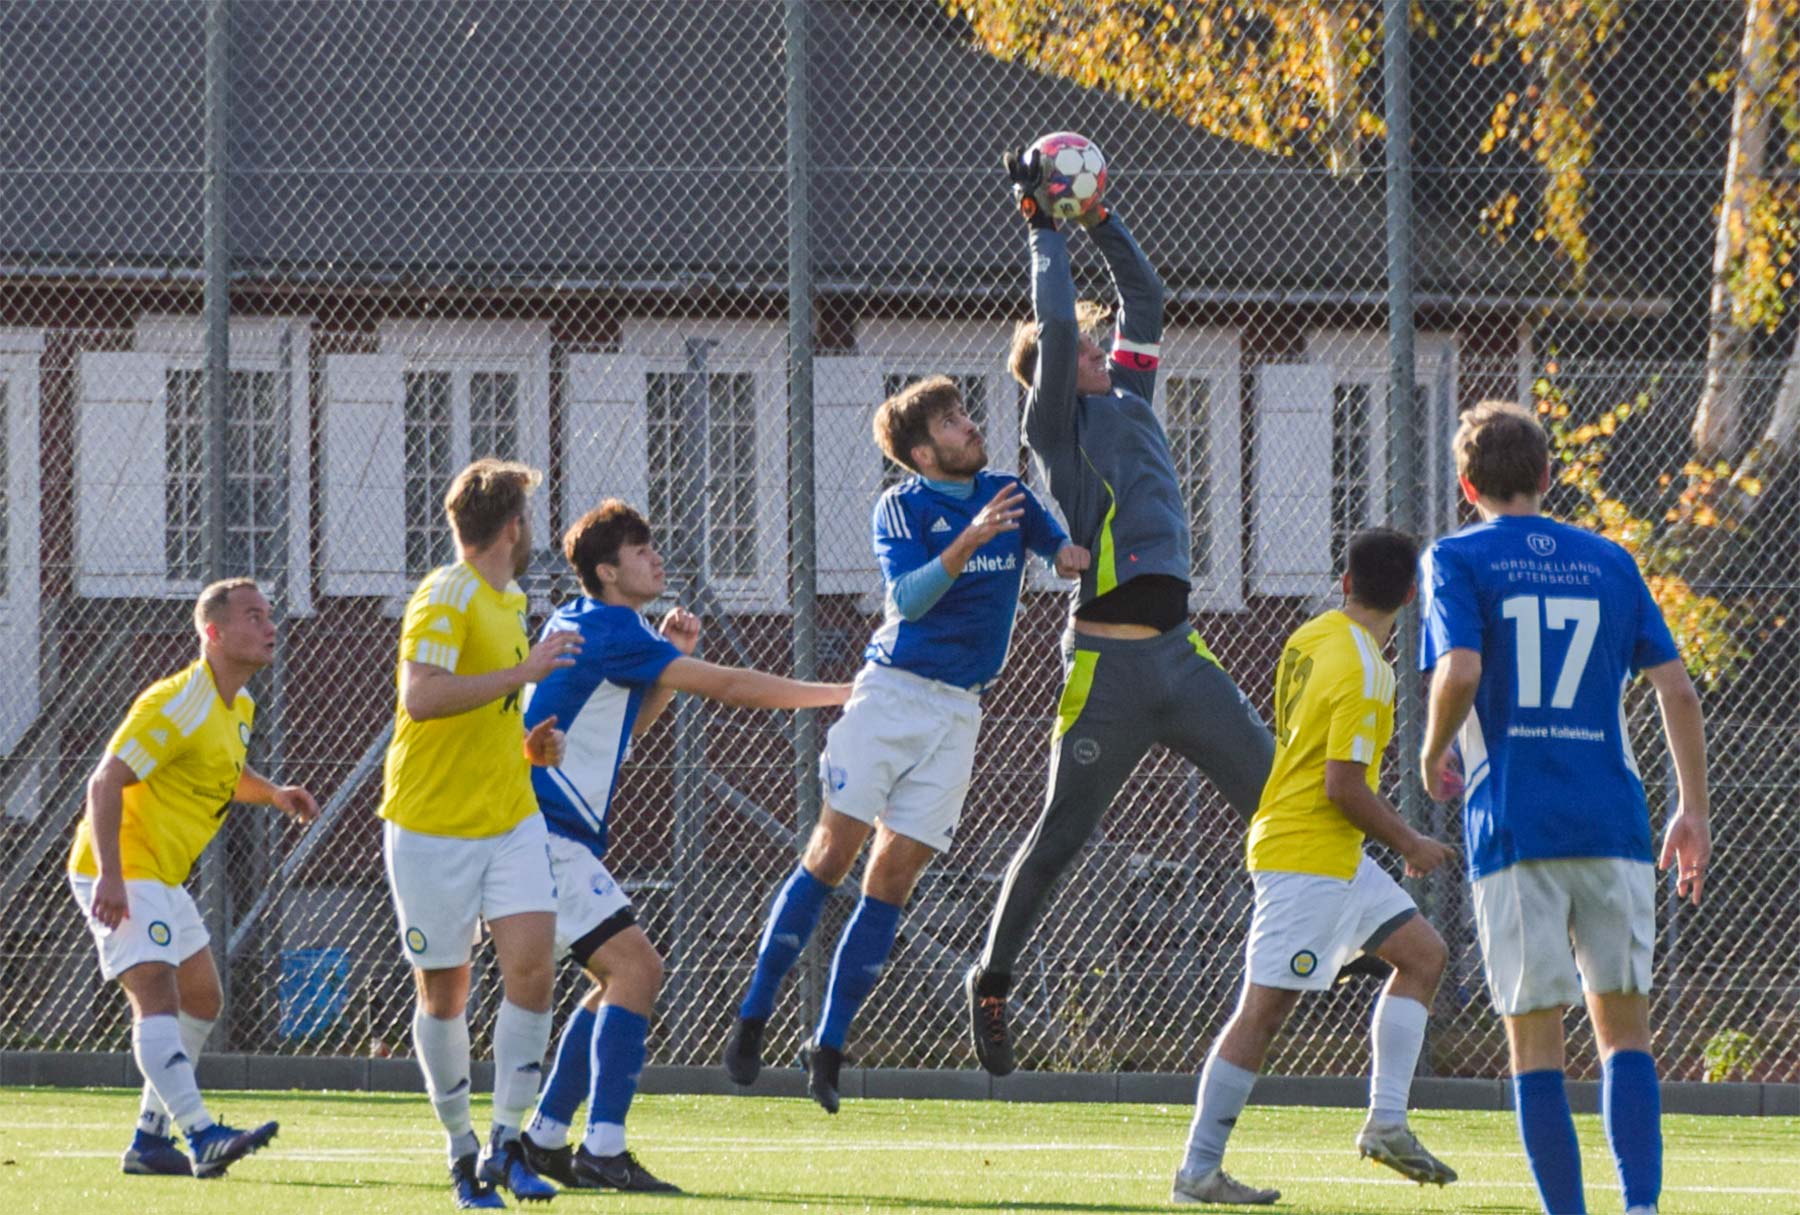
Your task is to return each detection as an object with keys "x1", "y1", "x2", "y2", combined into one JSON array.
[
  {"x1": 383, "y1": 813, "x2": 558, "y2": 969},
  {"x1": 1472, "y1": 856, "x2": 1655, "y2": 1016},
  {"x1": 817, "y1": 663, "x2": 981, "y2": 853},
  {"x1": 1245, "y1": 855, "x2": 1418, "y2": 992},
  {"x1": 68, "y1": 875, "x2": 210, "y2": 981},
  {"x1": 547, "y1": 834, "x2": 633, "y2": 961}
]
